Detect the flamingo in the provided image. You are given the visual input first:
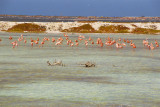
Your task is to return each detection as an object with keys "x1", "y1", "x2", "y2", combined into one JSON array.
[
  {"x1": 35, "y1": 41, "x2": 38, "y2": 44},
  {"x1": 150, "y1": 43, "x2": 154, "y2": 50},
  {"x1": 107, "y1": 36, "x2": 111, "y2": 41},
  {"x1": 11, "y1": 41, "x2": 17, "y2": 48},
  {"x1": 37, "y1": 38, "x2": 39, "y2": 41},
  {"x1": 70, "y1": 42, "x2": 74, "y2": 47},
  {"x1": 105, "y1": 42, "x2": 111, "y2": 46},
  {"x1": 85, "y1": 40, "x2": 88, "y2": 47},
  {"x1": 24, "y1": 38, "x2": 27, "y2": 43},
  {"x1": 116, "y1": 42, "x2": 123, "y2": 48},
  {"x1": 100, "y1": 43, "x2": 103, "y2": 47},
  {"x1": 66, "y1": 37, "x2": 69, "y2": 40},
  {"x1": 9, "y1": 36, "x2": 13, "y2": 40},
  {"x1": 127, "y1": 39, "x2": 130, "y2": 43},
  {"x1": 85, "y1": 42, "x2": 88, "y2": 47},
  {"x1": 64, "y1": 33, "x2": 68, "y2": 37},
  {"x1": 78, "y1": 37, "x2": 83, "y2": 41},
  {"x1": 55, "y1": 41, "x2": 62, "y2": 46},
  {"x1": 41, "y1": 41, "x2": 44, "y2": 45},
  {"x1": 75, "y1": 40, "x2": 78, "y2": 42},
  {"x1": 155, "y1": 40, "x2": 158, "y2": 45},
  {"x1": 132, "y1": 43, "x2": 136, "y2": 48},
  {"x1": 30, "y1": 38, "x2": 34, "y2": 42},
  {"x1": 155, "y1": 40, "x2": 159, "y2": 47},
  {"x1": 97, "y1": 38, "x2": 100, "y2": 44},
  {"x1": 21, "y1": 34, "x2": 23, "y2": 40},
  {"x1": 130, "y1": 42, "x2": 133, "y2": 46},
  {"x1": 18, "y1": 37, "x2": 22, "y2": 42},
  {"x1": 91, "y1": 41, "x2": 94, "y2": 45},
  {"x1": 156, "y1": 44, "x2": 159, "y2": 47},
  {"x1": 89, "y1": 36, "x2": 92, "y2": 41},
  {"x1": 143, "y1": 38, "x2": 149, "y2": 46},
  {"x1": 52, "y1": 37, "x2": 55, "y2": 42},
  {"x1": 58, "y1": 37, "x2": 63, "y2": 41},
  {"x1": 79, "y1": 35, "x2": 85, "y2": 38},
  {"x1": 31, "y1": 42, "x2": 33, "y2": 46},
  {"x1": 67, "y1": 40, "x2": 70, "y2": 45},
  {"x1": 75, "y1": 42, "x2": 79, "y2": 46},
  {"x1": 121, "y1": 43, "x2": 126, "y2": 47}
]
